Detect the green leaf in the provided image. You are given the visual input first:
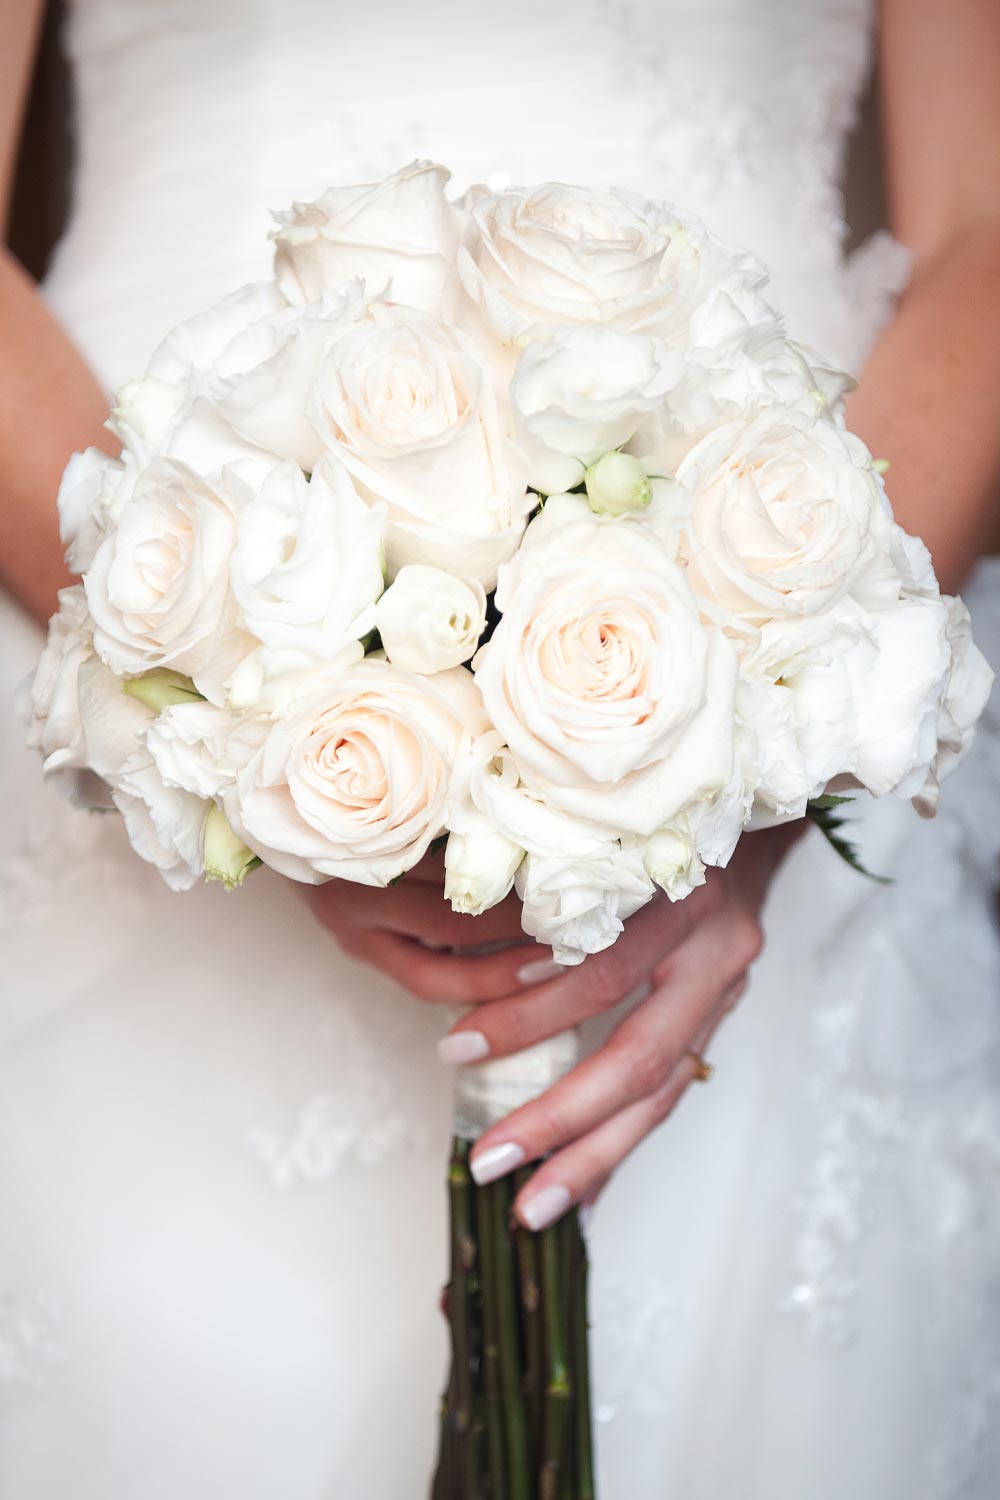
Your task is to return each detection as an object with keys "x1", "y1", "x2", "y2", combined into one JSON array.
[
  {"x1": 806, "y1": 797, "x2": 891, "y2": 884},
  {"x1": 428, "y1": 833, "x2": 448, "y2": 858}
]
